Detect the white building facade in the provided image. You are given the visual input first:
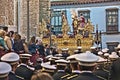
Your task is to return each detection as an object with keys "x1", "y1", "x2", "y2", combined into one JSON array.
[{"x1": 51, "y1": 0, "x2": 120, "y2": 52}]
